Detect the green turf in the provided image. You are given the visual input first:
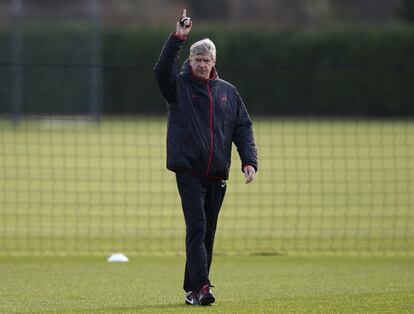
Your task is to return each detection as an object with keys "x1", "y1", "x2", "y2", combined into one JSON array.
[
  {"x1": 0, "y1": 255, "x2": 413, "y2": 313},
  {"x1": 1, "y1": 117, "x2": 413, "y2": 255}
]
